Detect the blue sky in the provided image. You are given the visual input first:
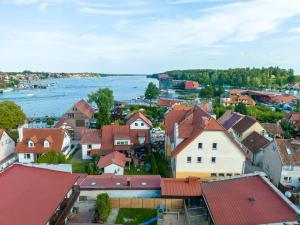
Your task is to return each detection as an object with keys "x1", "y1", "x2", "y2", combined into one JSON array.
[{"x1": 1, "y1": 0, "x2": 300, "y2": 74}]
